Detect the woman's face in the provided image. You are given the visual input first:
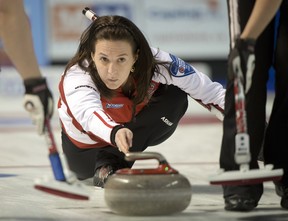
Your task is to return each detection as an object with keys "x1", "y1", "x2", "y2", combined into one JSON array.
[{"x1": 92, "y1": 40, "x2": 137, "y2": 90}]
